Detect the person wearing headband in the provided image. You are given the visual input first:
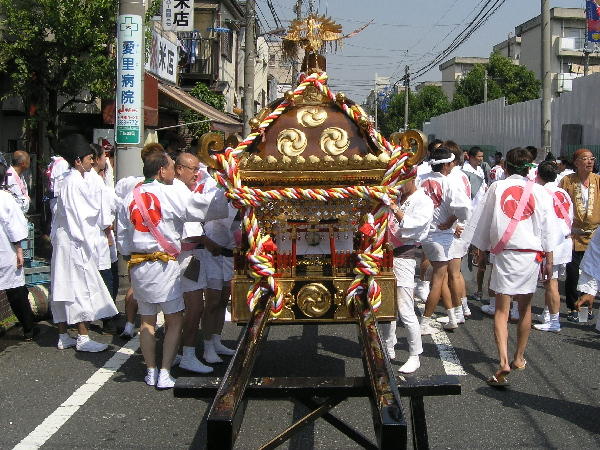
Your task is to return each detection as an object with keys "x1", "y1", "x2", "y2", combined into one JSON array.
[
  {"x1": 471, "y1": 147, "x2": 555, "y2": 387},
  {"x1": 418, "y1": 147, "x2": 471, "y2": 335},
  {"x1": 559, "y1": 148, "x2": 600, "y2": 322}
]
